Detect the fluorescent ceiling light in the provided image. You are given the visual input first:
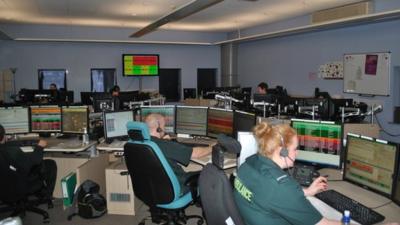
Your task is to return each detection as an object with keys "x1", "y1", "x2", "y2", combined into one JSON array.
[{"x1": 130, "y1": 0, "x2": 224, "y2": 37}]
